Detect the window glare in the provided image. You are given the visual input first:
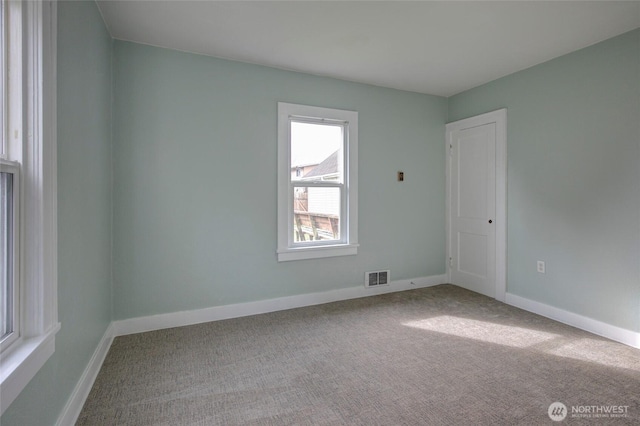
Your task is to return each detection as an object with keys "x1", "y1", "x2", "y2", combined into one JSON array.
[{"x1": 290, "y1": 121, "x2": 342, "y2": 172}]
